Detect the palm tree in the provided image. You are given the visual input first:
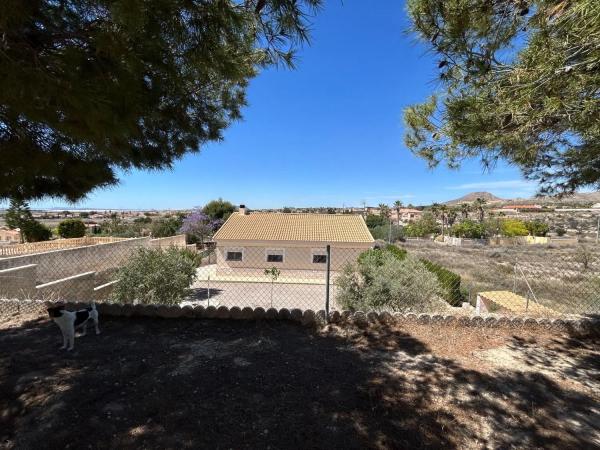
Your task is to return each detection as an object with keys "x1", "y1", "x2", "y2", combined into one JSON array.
[
  {"x1": 447, "y1": 207, "x2": 458, "y2": 227},
  {"x1": 459, "y1": 203, "x2": 470, "y2": 219},
  {"x1": 439, "y1": 204, "x2": 449, "y2": 235},
  {"x1": 473, "y1": 198, "x2": 487, "y2": 223},
  {"x1": 430, "y1": 203, "x2": 441, "y2": 220},
  {"x1": 378, "y1": 203, "x2": 391, "y2": 219},
  {"x1": 393, "y1": 200, "x2": 403, "y2": 225}
]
